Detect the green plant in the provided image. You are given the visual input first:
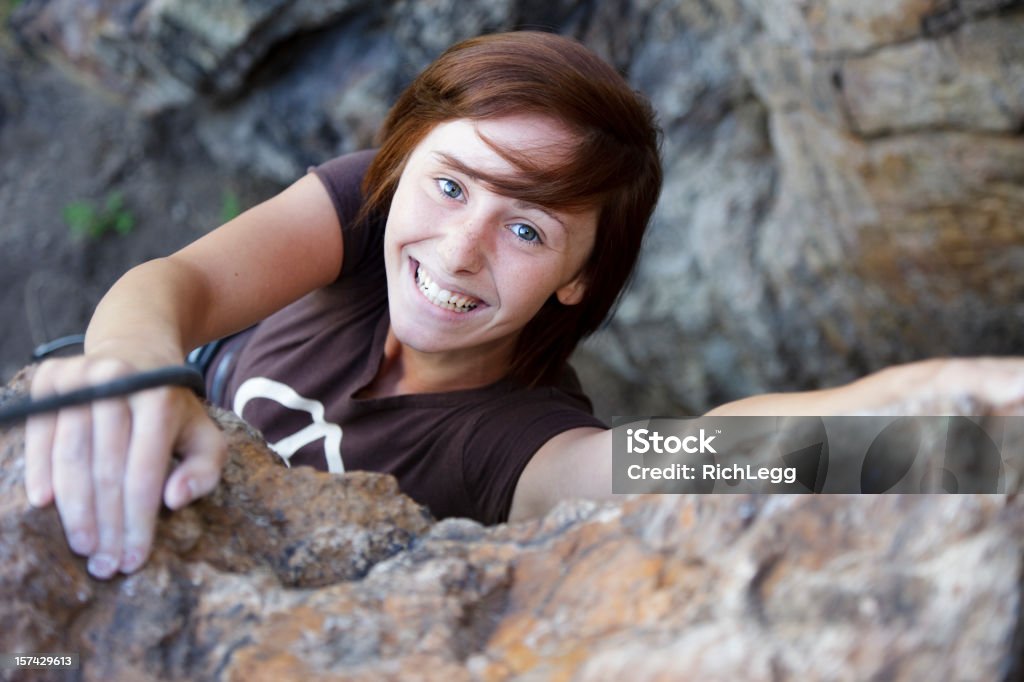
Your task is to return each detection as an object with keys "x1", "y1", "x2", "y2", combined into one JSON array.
[
  {"x1": 2, "y1": 0, "x2": 26, "y2": 28},
  {"x1": 63, "y1": 191, "x2": 136, "y2": 239},
  {"x1": 221, "y1": 189, "x2": 241, "y2": 223}
]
